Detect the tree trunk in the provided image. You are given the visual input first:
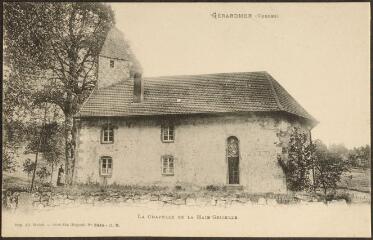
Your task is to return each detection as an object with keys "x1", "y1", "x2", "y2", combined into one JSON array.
[
  {"x1": 65, "y1": 9, "x2": 78, "y2": 185},
  {"x1": 30, "y1": 104, "x2": 48, "y2": 192},
  {"x1": 70, "y1": 119, "x2": 77, "y2": 182},
  {"x1": 30, "y1": 149, "x2": 40, "y2": 192},
  {"x1": 322, "y1": 183, "x2": 327, "y2": 203},
  {"x1": 50, "y1": 164, "x2": 54, "y2": 185},
  {"x1": 64, "y1": 112, "x2": 74, "y2": 185}
]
